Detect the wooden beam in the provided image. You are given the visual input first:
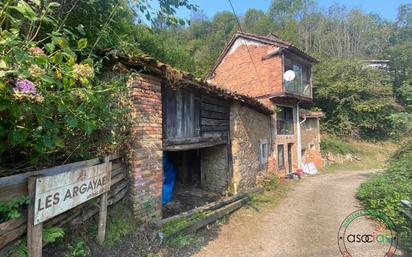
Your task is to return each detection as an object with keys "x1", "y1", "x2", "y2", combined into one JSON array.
[
  {"x1": 27, "y1": 177, "x2": 42, "y2": 257},
  {"x1": 163, "y1": 140, "x2": 227, "y2": 151},
  {"x1": 158, "y1": 187, "x2": 263, "y2": 226},
  {"x1": 98, "y1": 157, "x2": 110, "y2": 244},
  {"x1": 182, "y1": 197, "x2": 249, "y2": 235}
]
